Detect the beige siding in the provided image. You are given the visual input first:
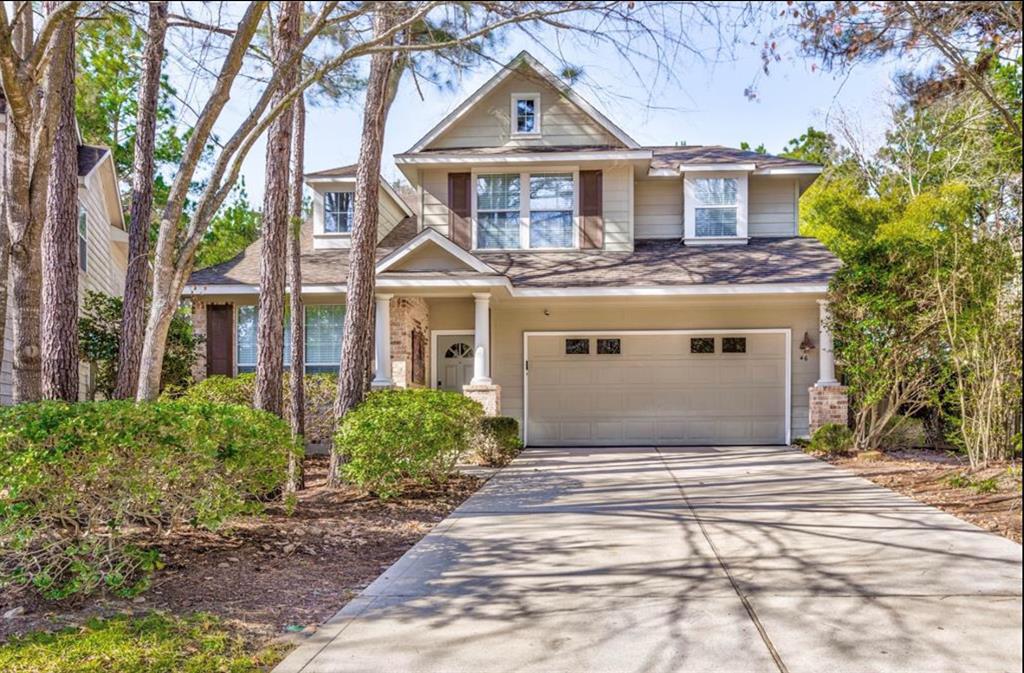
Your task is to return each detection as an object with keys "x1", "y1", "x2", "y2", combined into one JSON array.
[
  {"x1": 428, "y1": 68, "x2": 622, "y2": 150},
  {"x1": 482, "y1": 297, "x2": 820, "y2": 440},
  {"x1": 635, "y1": 179, "x2": 683, "y2": 239},
  {"x1": 602, "y1": 165, "x2": 632, "y2": 251},
  {"x1": 420, "y1": 169, "x2": 450, "y2": 236},
  {"x1": 748, "y1": 176, "x2": 798, "y2": 237},
  {"x1": 378, "y1": 186, "x2": 407, "y2": 241}
]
